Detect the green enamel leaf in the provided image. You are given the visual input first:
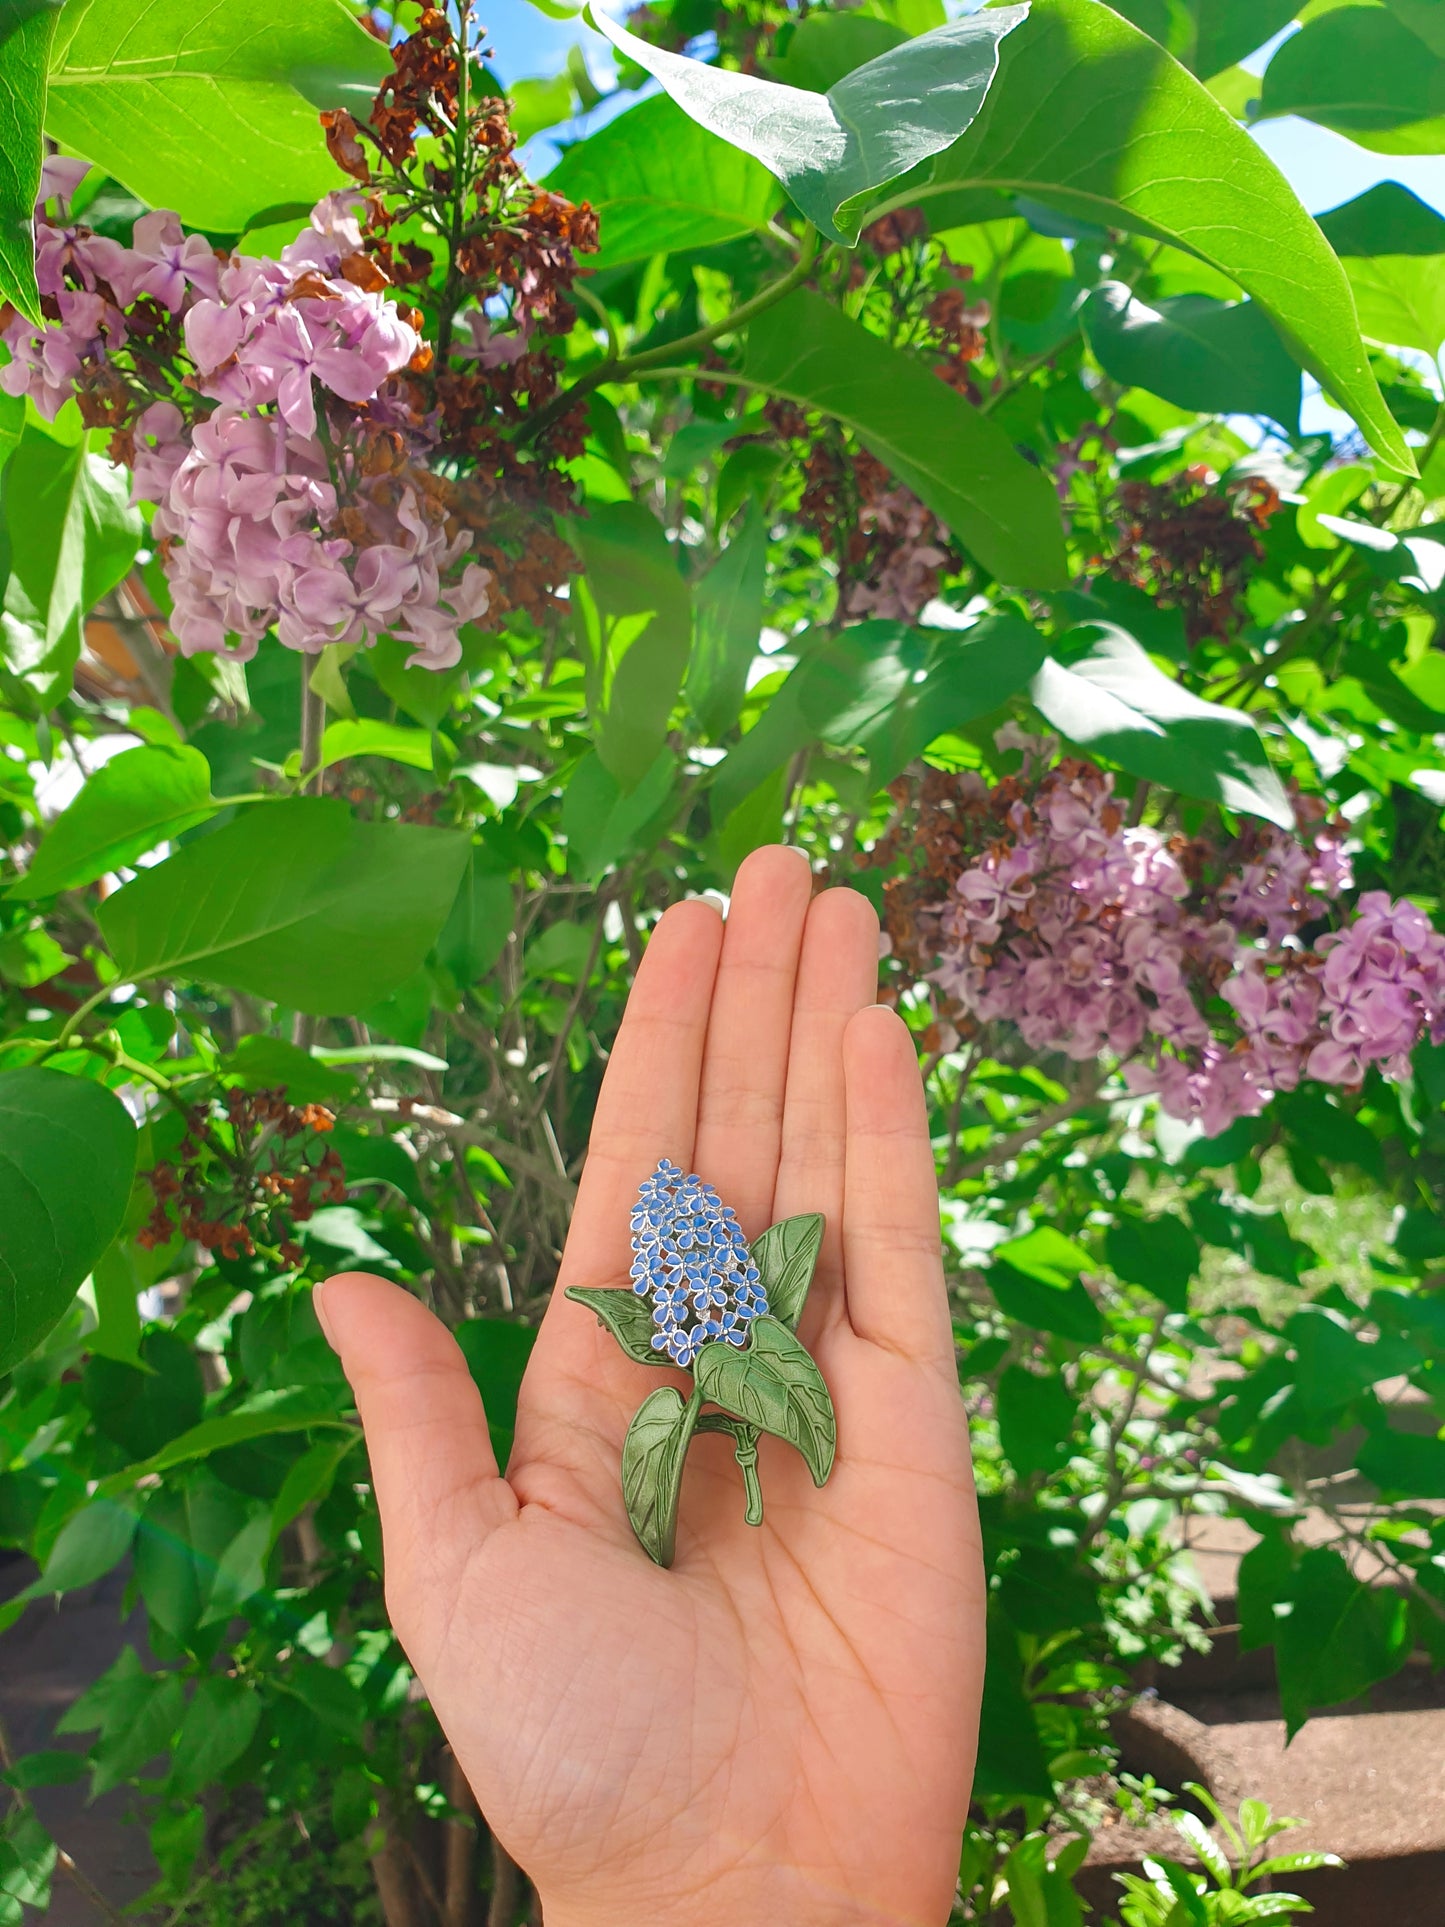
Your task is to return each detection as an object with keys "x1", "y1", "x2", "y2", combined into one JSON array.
[
  {"x1": 621, "y1": 1386, "x2": 701, "y2": 1567},
  {"x1": 586, "y1": 2, "x2": 1028, "y2": 246},
  {"x1": 45, "y1": 0, "x2": 391, "y2": 234},
  {"x1": 10, "y1": 744, "x2": 217, "y2": 897},
  {"x1": 927, "y1": 0, "x2": 1413, "y2": 475},
  {"x1": 750, "y1": 1214, "x2": 823, "y2": 1331},
  {"x1": 97, "y1": 797, "x2": 470, "y2": 1016},
  {"x1": 0, "y1": 1066, "x2": 136, "y2": 1379},
  {"x1": 693, "y1": 1315, "x2": 836, "y2": 1487},
  {"x1": 564, "y1": 1285, "x2": 675, "y2": 1368}
]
